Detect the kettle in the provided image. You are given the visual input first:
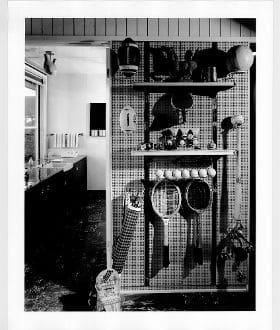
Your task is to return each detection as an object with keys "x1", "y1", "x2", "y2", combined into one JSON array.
[{"x1": 44, "y1": 51, "x2": 57, "y2": 75}]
